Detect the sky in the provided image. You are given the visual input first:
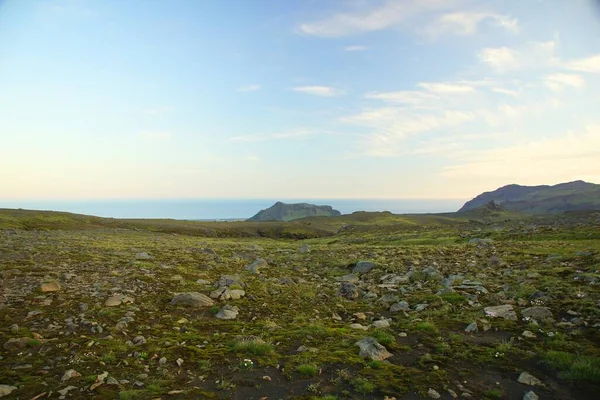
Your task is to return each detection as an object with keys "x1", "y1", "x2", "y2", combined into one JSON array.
[{"x1": 1, "y1": 0, "x2": 600, "y2": 200}]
